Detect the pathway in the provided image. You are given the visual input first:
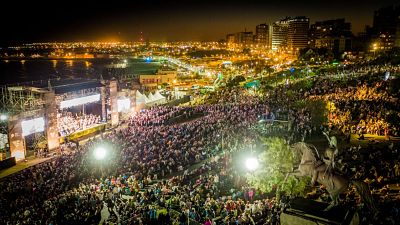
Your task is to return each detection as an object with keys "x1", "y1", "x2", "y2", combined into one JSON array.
[{"x1": 0, "y1": 155, "x2": 56, "y2": 179}]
